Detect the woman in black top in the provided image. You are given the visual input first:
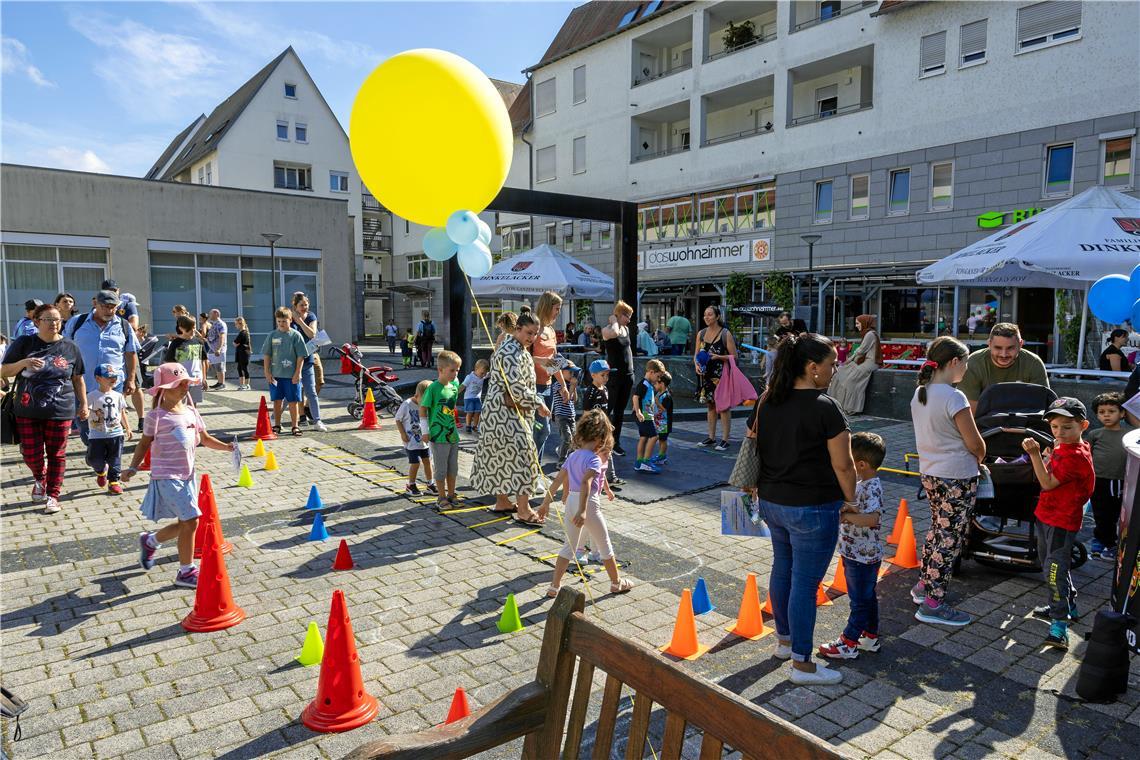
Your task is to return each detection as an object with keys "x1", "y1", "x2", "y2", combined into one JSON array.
[
  {"x1": 694, "y1": 305, "x2": 738, "y2": 451},
  {"x1": 1100, "y1": 328, "x2": 1133, "y2": 372},
  {"x1": 233, "y1": 316, "x2": 252, "y2": 391},
  {"x1": 747, "y1": 333, "x2": 856, "y2": 685},
  {"x1": 601, "y1": 301, "x2": 635, "y2": 457}
]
